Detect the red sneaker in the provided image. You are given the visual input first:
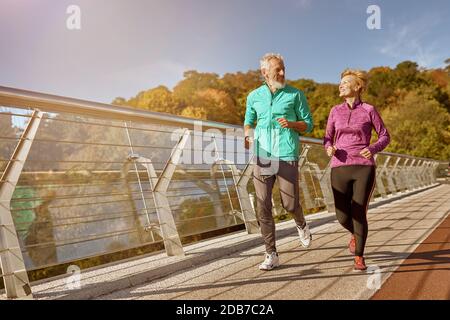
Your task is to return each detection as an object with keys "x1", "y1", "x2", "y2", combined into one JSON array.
[
  {"x1": 348, "y1": 235, "x2": 356, "y2": 255},
  {"x1": 354, "y1": 256, "x2": 367, "y2": 271}
]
